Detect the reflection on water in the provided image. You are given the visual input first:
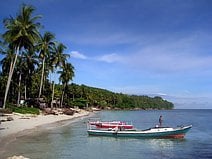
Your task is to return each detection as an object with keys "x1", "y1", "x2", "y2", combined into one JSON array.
[
  {"x1": 85, "y1": 135, "x2": 187, "y2": 159},
  {"x1": 149, "y1": 139, "x2": 174, "y2": 149}
]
